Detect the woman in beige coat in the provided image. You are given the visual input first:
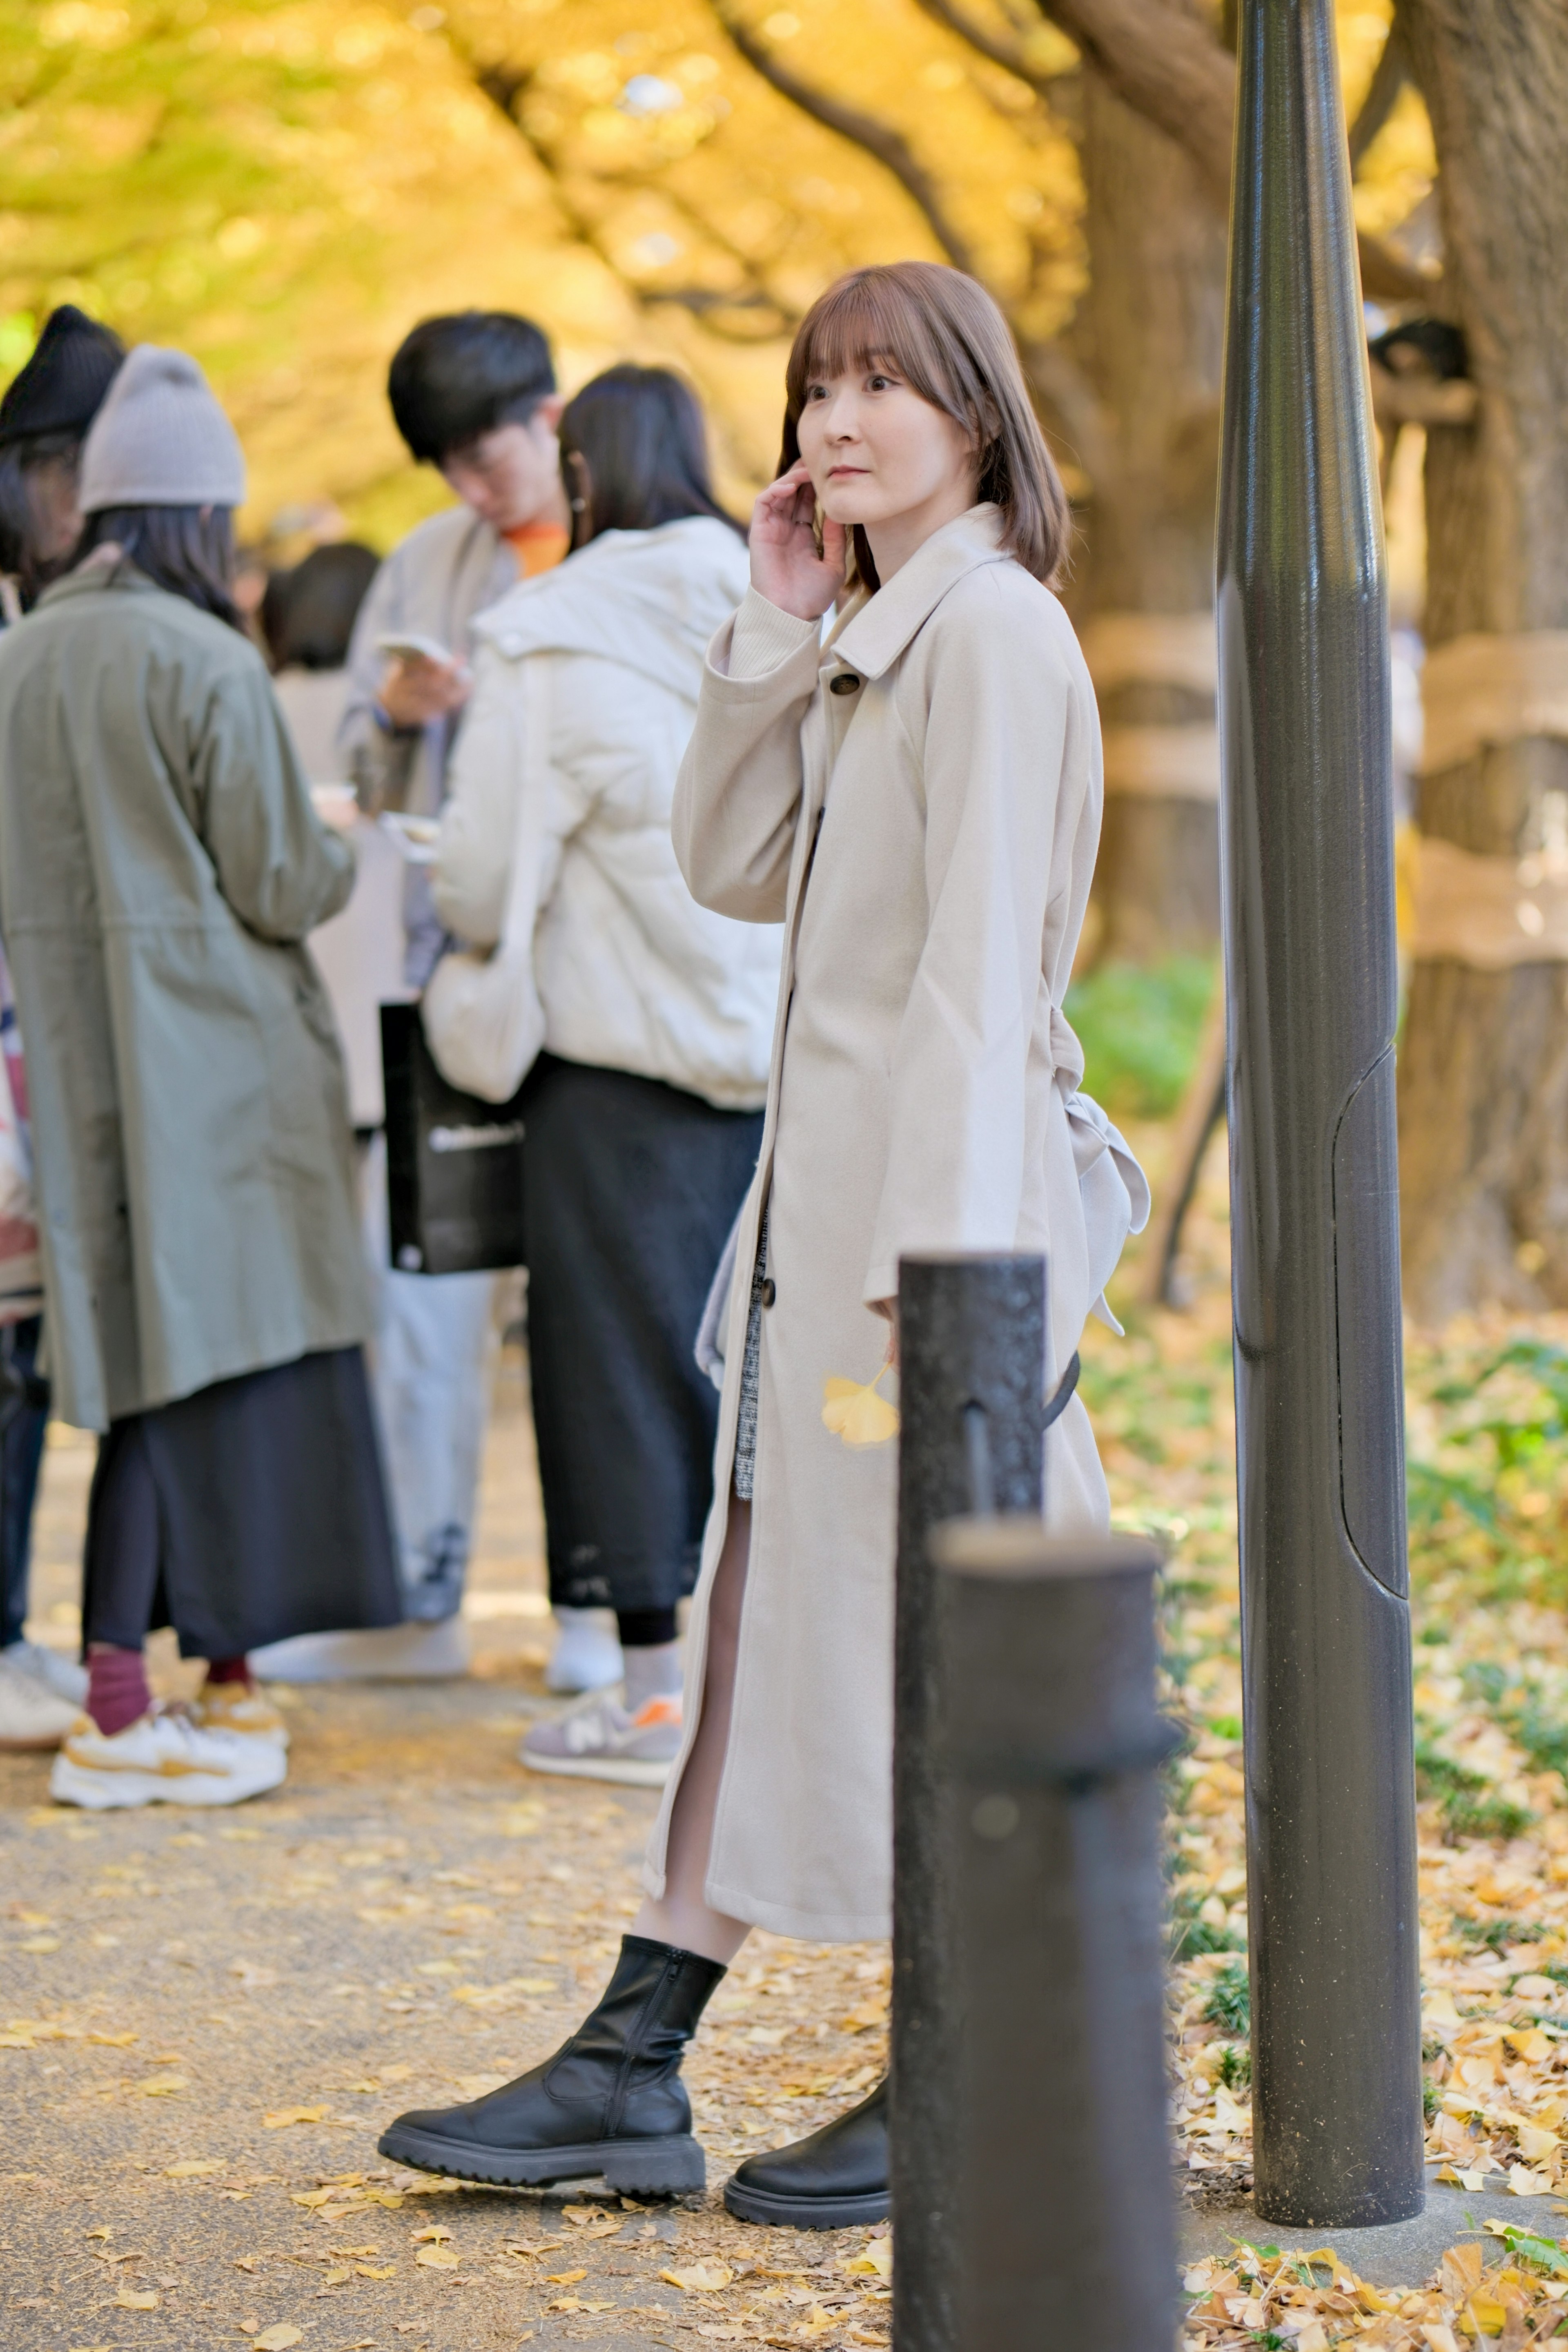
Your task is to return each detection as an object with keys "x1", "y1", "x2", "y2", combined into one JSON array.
[{"x1": 383, "y1": 262, "x2": 1145, "y2": 2223}]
